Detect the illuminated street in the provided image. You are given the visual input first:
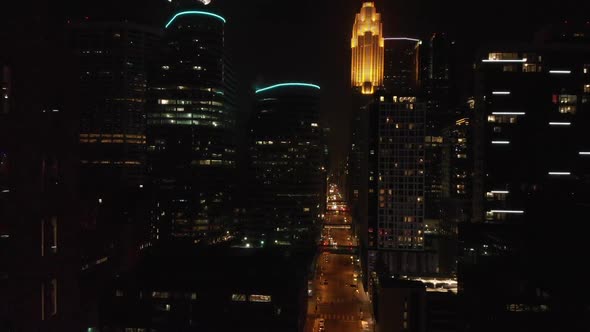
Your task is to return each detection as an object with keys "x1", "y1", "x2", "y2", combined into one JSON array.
[{"x1": 305, "y1": 185, "x2": 373, "y2": 332}]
